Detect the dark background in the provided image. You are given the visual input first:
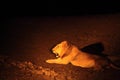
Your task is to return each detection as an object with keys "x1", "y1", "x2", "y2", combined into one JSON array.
[{"x1": 0, "y1": 2, "x2": 120, "y2": 80}]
